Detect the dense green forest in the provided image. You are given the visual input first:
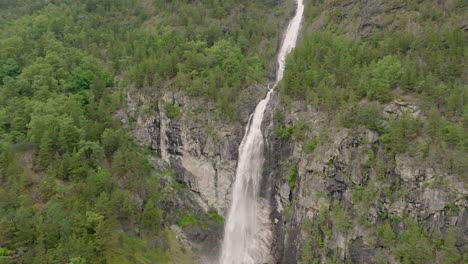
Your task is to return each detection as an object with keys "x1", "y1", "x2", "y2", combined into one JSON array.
[
  {"x1": 1, "y1": 0, "x2": 466, "y2": 263},
  {"x1": 277, "y1": 0, "x2": 466, "y2": 263},
  {"x1": 0, "y1": 0, "x2": 290, "y2": 263}
]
